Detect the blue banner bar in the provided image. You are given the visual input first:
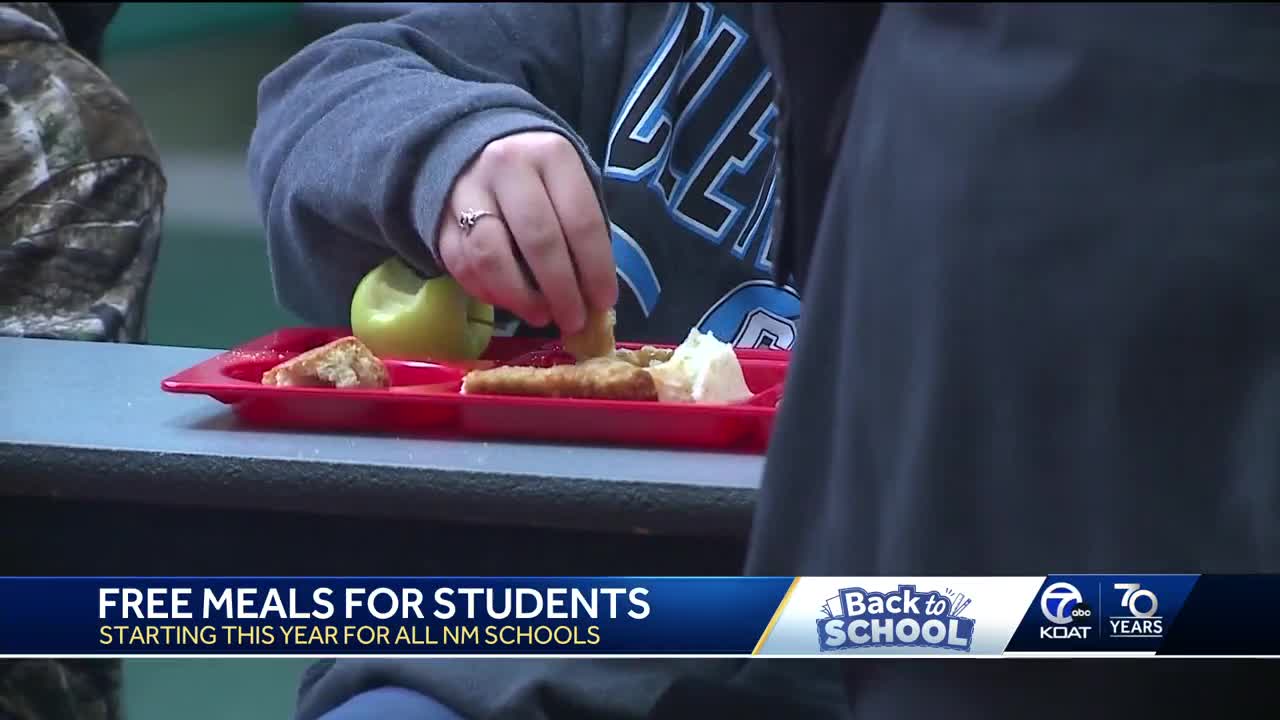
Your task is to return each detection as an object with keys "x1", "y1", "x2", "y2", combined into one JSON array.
[
  {"x1": 0, "y1": 577, "x2": 793, "y2": 655},
  {"x1": 1, "y1": 576, "x2": 1277, "y2": 656}
]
